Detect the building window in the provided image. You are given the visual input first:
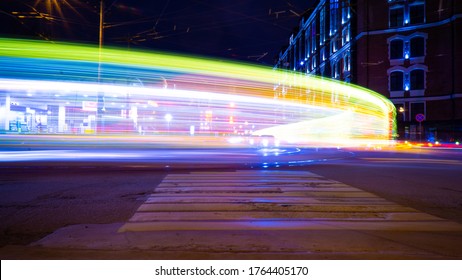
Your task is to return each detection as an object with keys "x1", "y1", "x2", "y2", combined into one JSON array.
[
  {"x1": 320, "y1": 7, "x2": 326, "y2": 43},
  {"x1": 410, "y1": 102, "x2": 425, "y2": 120},
  {"x1": 410, "y1": 69, "x2": 425, "y2": 90},
  {"x1": 311, "y1": 21, "x2": 317, "y2": 53},
  {"x1": 390, "y1": 39, "x2": 404, "y2": 59},
  {"x1": 299, "y1": 35, "x2": 305, "y2": 62},
  {"x1": 330, "y1": 0, "x2": 339, "y2": 36},
  {"x1": 305, "y1": 29, "x2": 310, "y2": 57},
  {"x1": 389, "y1": 1, "x2": 425, "y2": 27},
  {"x1": 410, "y1": 36, "x2": 424, "y2": 57},
  {"x1": 331, "y1": 37, "x2": 338, "y2": 53},
  {"x1": 390, "y1": 71, "x2": 404, "y2": 91},
  {"x1": 342, "y1": 0, "x2": 350, "y2": 24},
  {"x1": 332, "y1": 60, "x2": 338, "y2": 79},
  {"x1": 344, "y1": 52, "x2": 350, "y2": 72},
  {"x1": 342, "y1": 25, "x2": 350, "y2": 46},
  {"x1": 389, "y1": 6, "x2": 404, "y2": 27},
  {"x1": 293, "y1": 45, "x2": 298, "y2": 69},
  {"x1": 409, "y1": 3, "x2": 425, "y2": 24},
  {"x1": 404, "y1": 41, "x2": 410, "y2": 59},
  {"x1": 289, "y1": 48, "x2": 294, "y2": 70}
]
